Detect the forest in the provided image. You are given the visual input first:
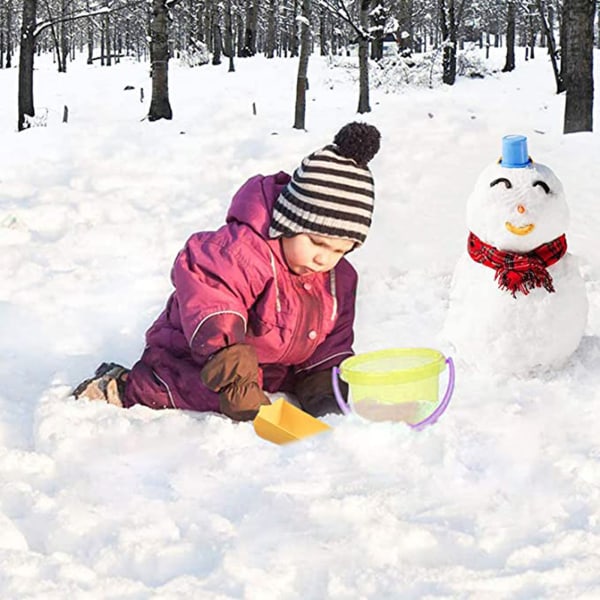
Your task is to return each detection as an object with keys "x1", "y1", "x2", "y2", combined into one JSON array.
[{"x1": 0, "y1": 0, "x2": 598, "y2": 132}]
